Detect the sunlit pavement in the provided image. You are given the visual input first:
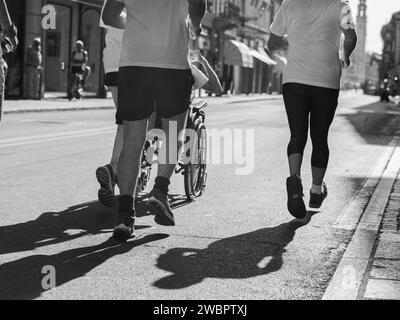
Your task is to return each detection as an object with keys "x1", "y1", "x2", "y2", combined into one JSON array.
[{"x1": 0, "y1": 93, "x2": 399, "y2": 300}]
